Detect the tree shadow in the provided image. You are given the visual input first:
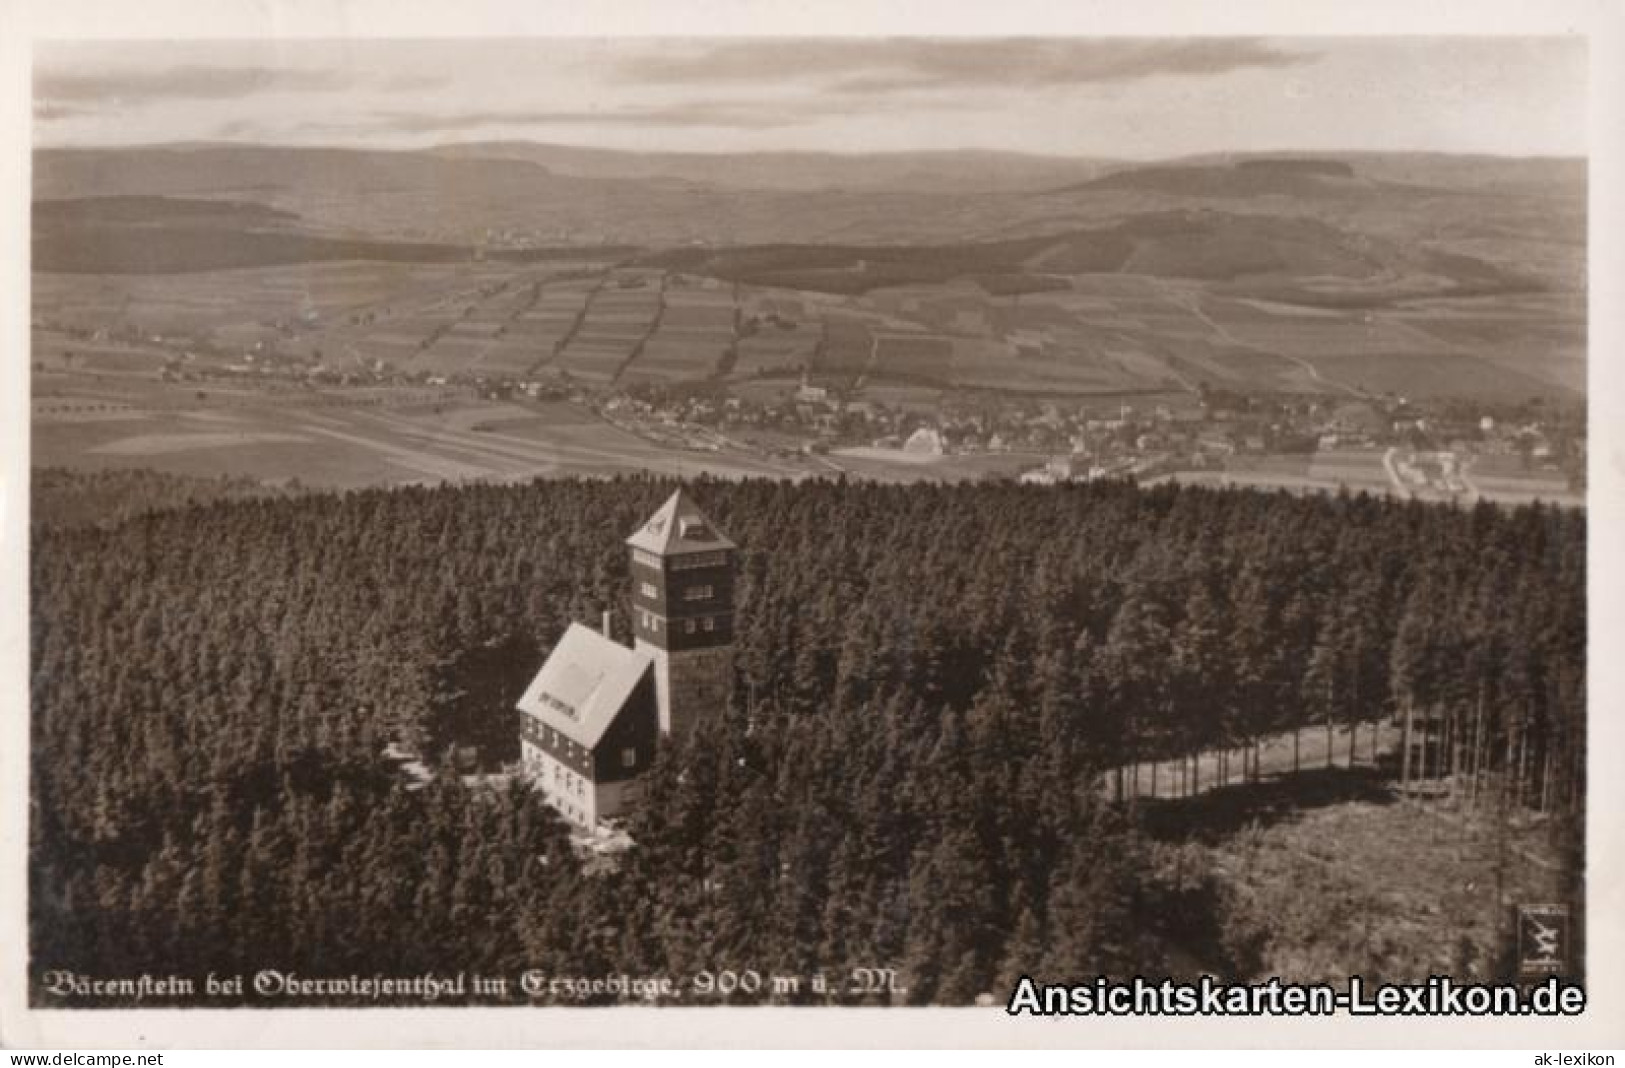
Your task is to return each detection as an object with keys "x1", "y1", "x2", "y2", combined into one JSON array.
[
  {"x1": 1136, "y1": 763, "x2": 1398, "y2": 844},
  {"x1": 425, "y1": 633, "x2": 538, "y2": 769}
]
